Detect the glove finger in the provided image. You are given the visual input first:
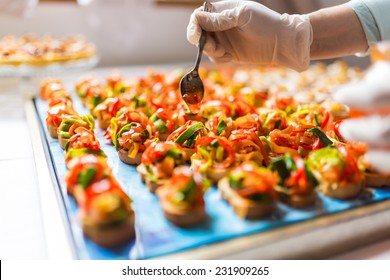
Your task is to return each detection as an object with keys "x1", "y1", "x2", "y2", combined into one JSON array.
[
  {"x1": 194, "y1": 7, "x2": 241, "y2": 32},
  {"x1": 209, "y1": 53, "x2": 233, "y2": 64},
  {"x1": 208, "y1": 0, "x2": 242, "y2": 12},
  {"x1": 187, "y1": 6, "x2": 204, "y2": 45},
  {"x1": 339, "y1": 115, "x2": 390, "y2": 148},
  {"x1": 365, "y1": 149, "x2": 390, "y2": 173},
  {"x1": 202, "y1": 34, "x2": 227, "y2": 59},
  {"x1": 333, "y1": 62, "x2": 390, "y2": 112},
  {"x1": 333, "y1": 82, "x2": 390, "y2": 113}
]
